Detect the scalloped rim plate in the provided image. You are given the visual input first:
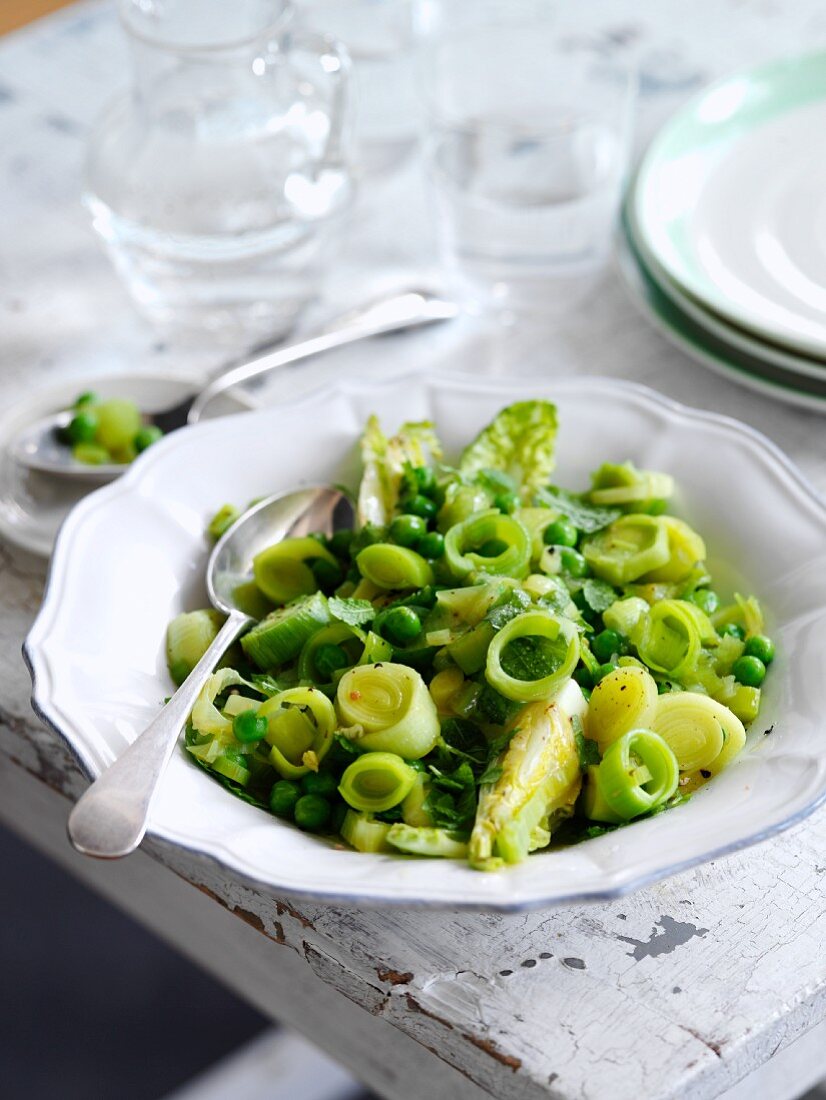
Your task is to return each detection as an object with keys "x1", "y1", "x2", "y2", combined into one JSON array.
[
  {"x1": 634, "y1": 51, "x2": 826, "y2": 359},
  {"x1": 24, "y1": 373, "x2": 826, "y2": 909}
]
